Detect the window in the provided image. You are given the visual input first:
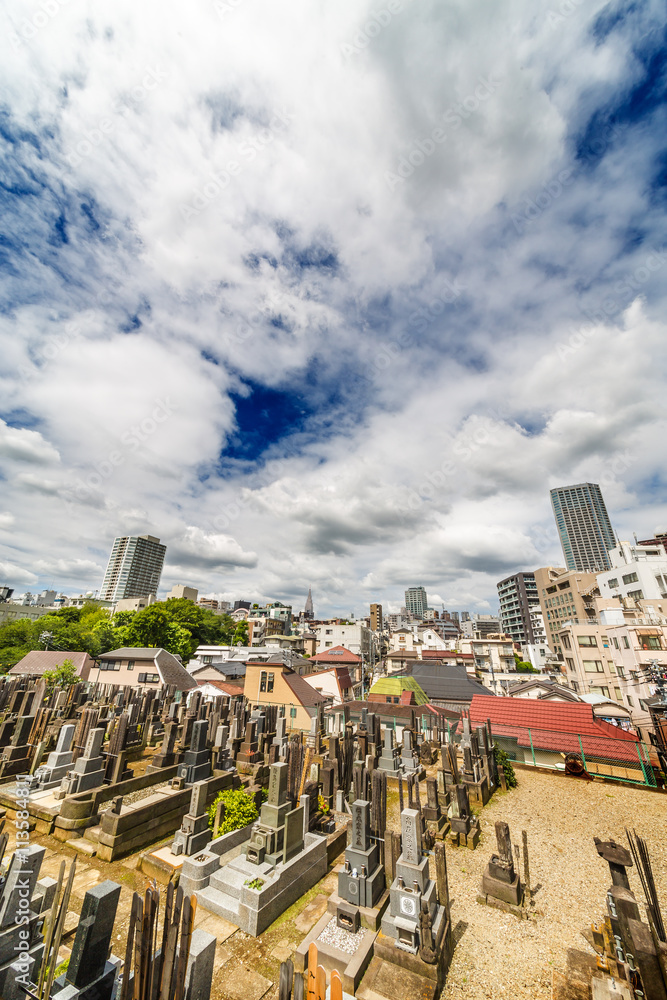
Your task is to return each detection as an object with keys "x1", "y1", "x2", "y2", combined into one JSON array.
[
  {"x1": 290, "y1": 706, "x2": 297, "y2": 718},
  {"x1": 325, "y1": 642, "x2": 332, "y2": 648},
  {"x1": 138, "y1": 672, "x2": 146, "y2": 682},
  {"x1": 622, "y1": 572, "x2": 638, "y2": 585},
  {"x1": 566, "y1": 658, "x2": 575, "y2": 671},
  {"x1": 137, "y1": 672, "x2": 159, "y2": 683},
  {"x1": 639, "y1": 636, "x2": 661, "y2": 650},
  {"x1": 601, "y1": 636, "x2": 609, "y2": 647},
  {"x1": 607, "y1": 578, "x2": 618, "y2": 589},
  {"x1": 260, "y1": 671, "x2": 267, "y2": 693},
  {"x1": 622, "y1": 636, "x2": 630, "y2": 649},
  {"x1": 325, "y1": 629, "x2": 332, "y2": 635},
  {"x1": 203, "y1": 656, "x2": 212, "y2": 664},
  {"x1": 591, "y1": 686, "x2": 610, "y2": 698},
  {"x1": 614, "y1": 687, "x2": 622, "y2": 701},
  {"x1": 583, "y1": 660, "x2": 604, "y2": 672},
  {"x1": 572, "y1": 681, "x2": 579, "y2": 692},
  {"x1": 627, "y1": 696, "x2": 634, "y2": 707},
  {"x1": 562, "y1": 634, "x2": 571, "y2": 650},
  {"x1": 613, "y1": 638, "x2": 619, "y2": 649},
  {"x1": 127, "y1": 660, "x2": 134, "y2": 671},
  {"x1": 607, "y1": 661, "x2": 616, "y2": 673},
  {"x1": 617, "y1": 666, "x2": 625, "y2": 678},
  {"x1": 267, "y1": 672, "x2": 274, "y2": 693},
  {"x1": 627, "y1": 589, "x2": 644, "y2": 600},
  {"x1": 578, "y1": 636, "x2": 597, "y2": 647},
  {"x1": 639, "y1": 699, "x2": 648, "y2": 711}
]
